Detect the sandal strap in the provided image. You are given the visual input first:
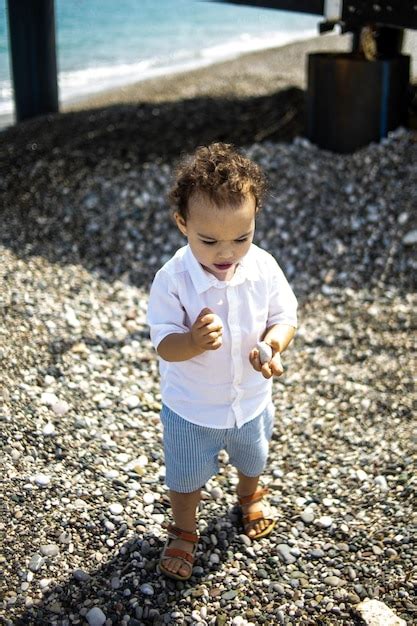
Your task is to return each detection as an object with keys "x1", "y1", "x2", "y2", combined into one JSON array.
[
  {"x1": 238, "y1": 487, "x2": 269, "y2": 507},
  {"x1": 163, "y1": 547, "x2": 194, "y2": 564},
  {"x1": 243, "y1": 510, "x2": 266, "y2": 523},
  {"x1": 166, "y1": 523, "x2": 198, "y2": 544}
]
